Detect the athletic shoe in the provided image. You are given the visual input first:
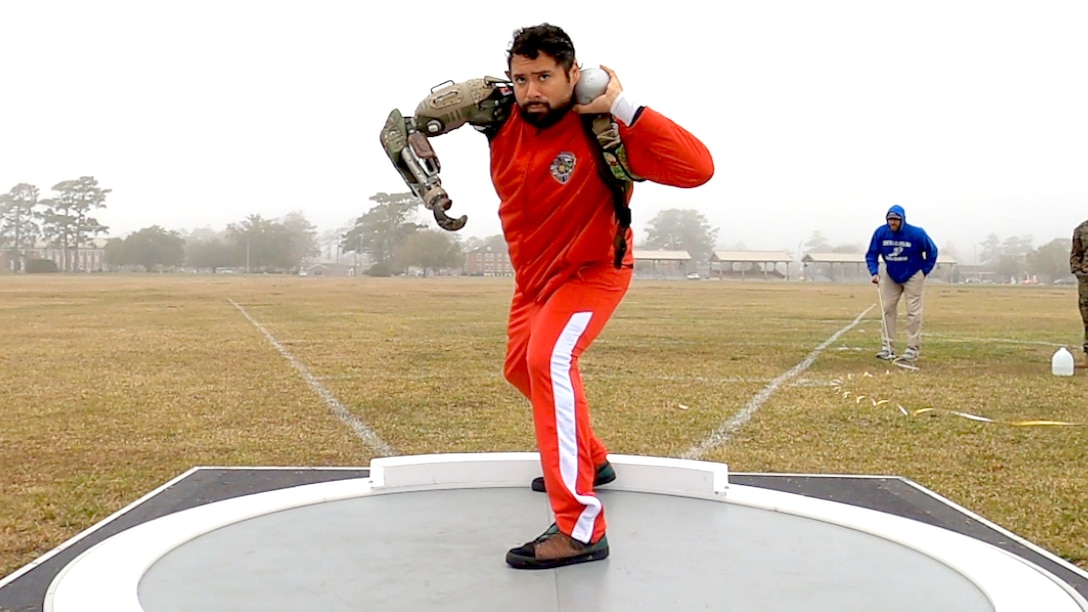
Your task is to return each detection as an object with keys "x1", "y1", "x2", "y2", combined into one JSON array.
[{"x1": 506, "y1": 524, "x2": 609, "y2": 569}]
